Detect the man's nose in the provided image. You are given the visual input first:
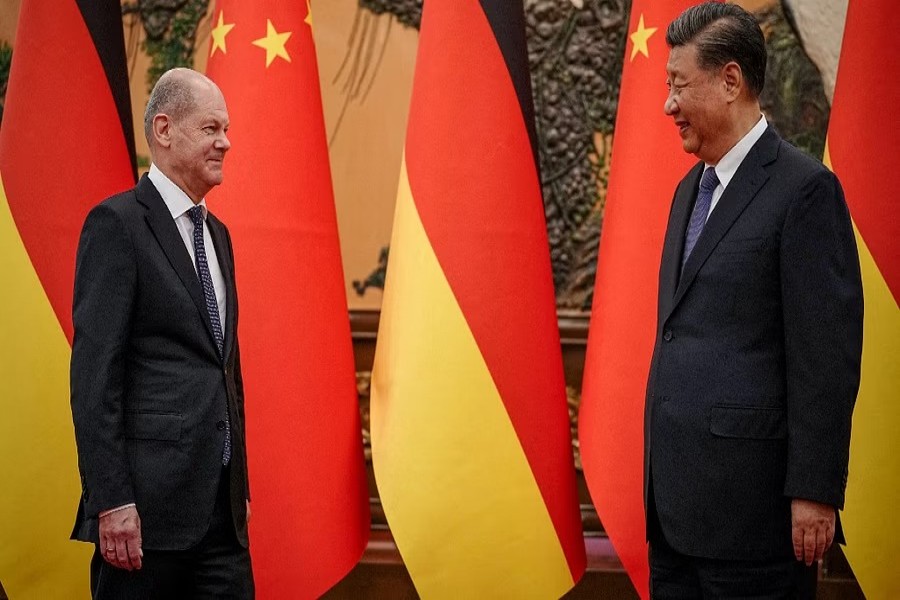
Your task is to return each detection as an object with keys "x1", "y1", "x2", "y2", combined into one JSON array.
[
  {"x1": 664, "y1": 93, "x2": 677, "y2": 116},
  {"x1": 217, "y1": 132, "x2": 231, "y2": 151}
]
